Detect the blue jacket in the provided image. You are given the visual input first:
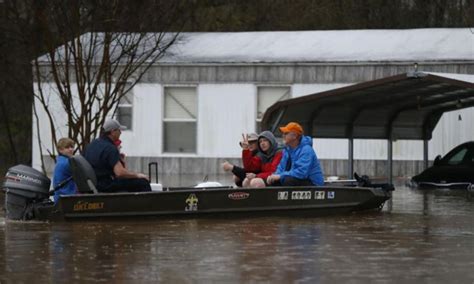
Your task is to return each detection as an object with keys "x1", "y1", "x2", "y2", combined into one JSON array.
[
  {"x1": 53, "y1": 154, "x2": 77, "y2": 203},
  {"x1": 275, "y1": 135, "x2": 324, "y2": 186}
]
